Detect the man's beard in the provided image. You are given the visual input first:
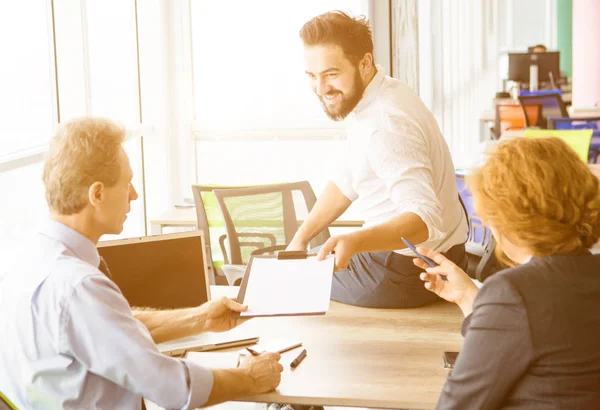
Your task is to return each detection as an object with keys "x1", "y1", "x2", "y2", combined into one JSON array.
[{"x1": 319, "y1": 70, "x2": 365, "y2": 121}]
